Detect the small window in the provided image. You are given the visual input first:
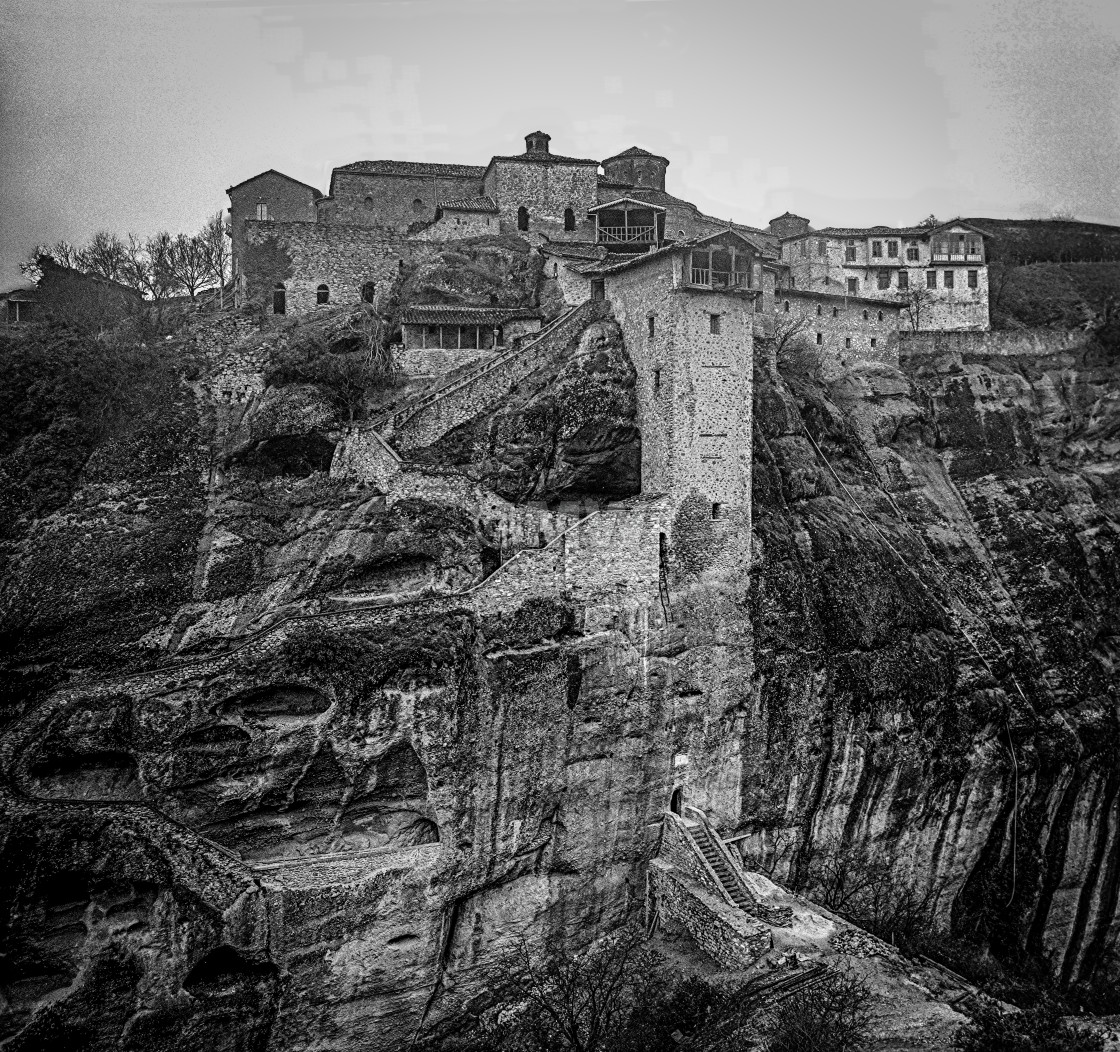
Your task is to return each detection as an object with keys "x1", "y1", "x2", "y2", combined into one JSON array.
[
  {"x1": 968, "y1": 269, "x2": 978, "y2": 289},
  {"x1": 412, "y1": 197, "x2": 425, "y2": 214},
  {"x1": 316, "y1": 284, "x2": 329, "y2": 304},
  {"x1": 871, "y1": 240, "x2": 882, "y2": 258},
  {"x1": 887, "y1": 240, "x2": 898, "y2": 257},
  {"x1": 564, "y1": 207, "x2": 575, "y2": 231},
  {"x1": 898, "y1": 270, "x2": 909, "y2": 290},
  {"x1": 906, "y1": 242, "x2": 920, "y2": 261},
  {"x1": 783, "y1": 301, "x2": 790, "y2": 313},
  {"x1": 815, "y1": 332, "x2": 823, "y2": 345},
  {"x1": 818, "y1": 239, "x2": 827, "y2": 256},
  {"x1": 926, "y1": 270, "x2": 937, "y2": 289},
  {"x1": 711, "y1": 502, "x2": 722, "y2": 521},
  {"x1": 832, "y1": 306, "x2": 839, "y2": 317},
  {"x1": 364, "y1": 196, "x2": 374, "y2": 210},
  {"x1": 845, "y1": 245, "x2": 856, "y2": 262},
  {"x1": 648, "y1": 316, "x2": 655, "y2": 338},
  {"x1": 553, "y1": 262, "x2": 559, "y2": 277},
  {"x1": 653, "y1": 368, "x2": 661, "y2": 392},
  {"x1": 816, "y1": 304, "x2": 822, "y2": 316},
  {"x1": 871, "y1": 337, "x2": 877, "y2": 348},
  {"x1": 862, "y1": 309, "x2": 869, "y2": 320},
  {"x1": 847, "y1": 277, "x2": 857, "y2": 295},
  {"x1": 845, "y1": 337, "x2": 852, "y2": 349},
  {"x1": 709, "y1": 313, "x2": 721, "y2": 334},
  {"x1": 944, "y1": 270, "x2": 954, "y2": 289},
  {"x1": 877, "y1": 270, "x2": 891, "y2": 290},
  {"x1": 799, "y1": 241, "x2": 807, "y2": 257},
  {"x1": 517, "y1": 206, "x2": 529, "y2": 231},
  {"x1": 255, "y1": 202, "x2": 269, "y2": 220},
  {"x1": 877, "y1": 311, "x2": 883, "y2": 321},
  {"x1": 272, "y1": 282, "x2": 285, "y2": 314},
  {"x1": 591, "y1": 278, "x2": 605, "y2": 301},
  {"x1": 361, "y1": 281, "x2": 375, "y2": 303}
]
